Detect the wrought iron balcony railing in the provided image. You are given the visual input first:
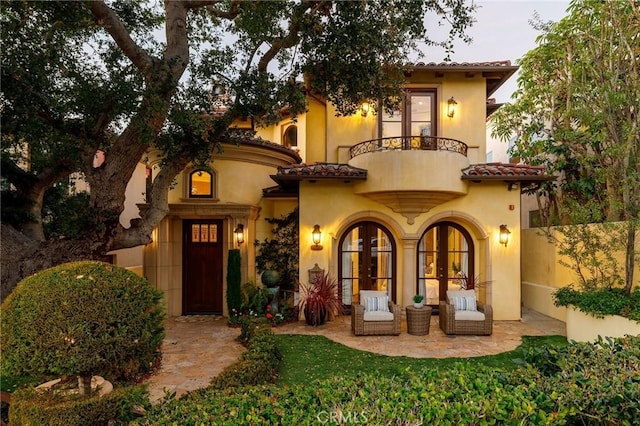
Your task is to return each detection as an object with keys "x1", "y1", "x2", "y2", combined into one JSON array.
[{"x1": 349, "y1": 136, "x2": 468, "y2": 159}]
